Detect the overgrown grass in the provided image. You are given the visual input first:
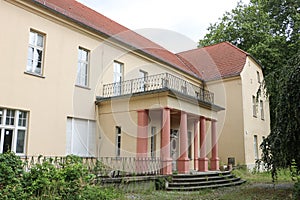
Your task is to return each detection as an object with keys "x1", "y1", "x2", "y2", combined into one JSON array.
[
  {"x1": 232, "y1": 167, "x2": 292, "y2": 183},
  {"x1": 125, "y1": 168, "x2": 295, "y2": 200}
]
